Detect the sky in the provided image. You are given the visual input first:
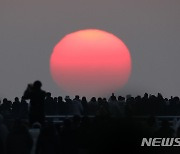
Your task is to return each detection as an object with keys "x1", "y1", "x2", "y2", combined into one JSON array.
[{"x1": 0, "y1": 0, "x2": 180, "y2": 100}]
